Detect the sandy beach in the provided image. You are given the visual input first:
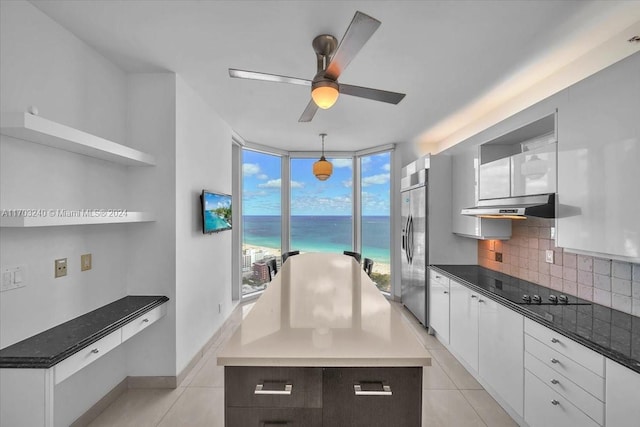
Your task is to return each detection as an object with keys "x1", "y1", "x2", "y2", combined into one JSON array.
[{"x1": 243, "y1": 244, "x2": 391, "y2": 275}]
